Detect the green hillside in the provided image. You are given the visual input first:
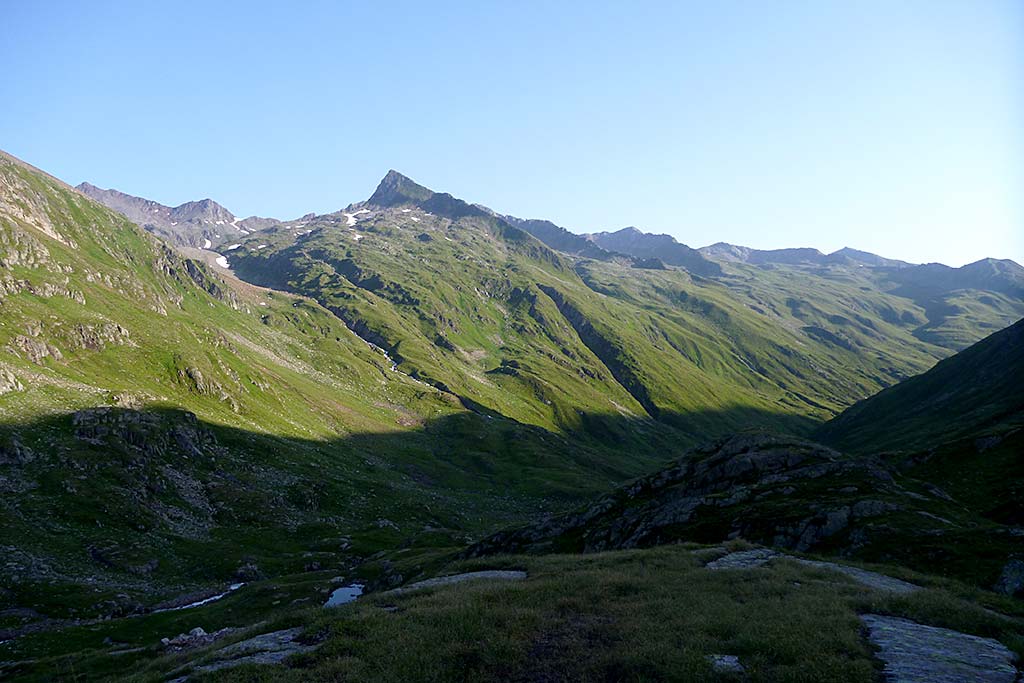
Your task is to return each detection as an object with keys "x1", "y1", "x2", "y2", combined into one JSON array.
[
  {"x1": 224, "y1": 170, "x2": 1019, "y2": 446},
  {"x1": 3, "y1": 151, "x2": 1024, "y2": 680},
  {"x1": 816, "y1": 317, "x2": 1024, "y2": 530},
  {"x1": 0, "y1": 152, "x2": 675, "y2": 624},
  {"x1": 816, "y1": 317, "x2": 1024, "y2": 453}
]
